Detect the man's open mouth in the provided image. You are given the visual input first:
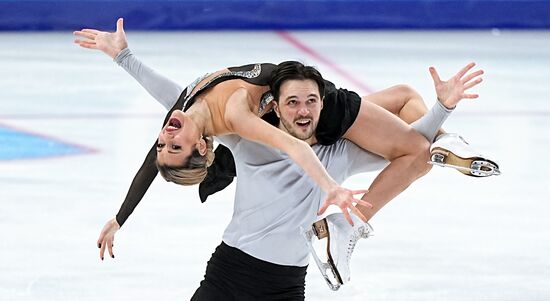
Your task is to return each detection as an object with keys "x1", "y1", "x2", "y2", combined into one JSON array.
[{"x1": 295, "y1": 119, "x2": 312, "y2": 127}]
